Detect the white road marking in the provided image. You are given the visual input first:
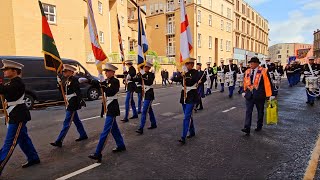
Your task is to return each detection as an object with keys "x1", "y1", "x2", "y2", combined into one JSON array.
[
  {"x1": 212, "y1": 90, "x2": 220, "y2": 93},
  {"x1": 56, "y1": 163, "x2": 101, "y2": 180},
  {"x1": 153, "y1": 103, "x2": 161, "y2": 106},
  {"x1": 81, "y1": 116, "x2": 101, "y2": 122},
  {"x1": 222, "y1": 107, "x2": 236, "y2": 113}
]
